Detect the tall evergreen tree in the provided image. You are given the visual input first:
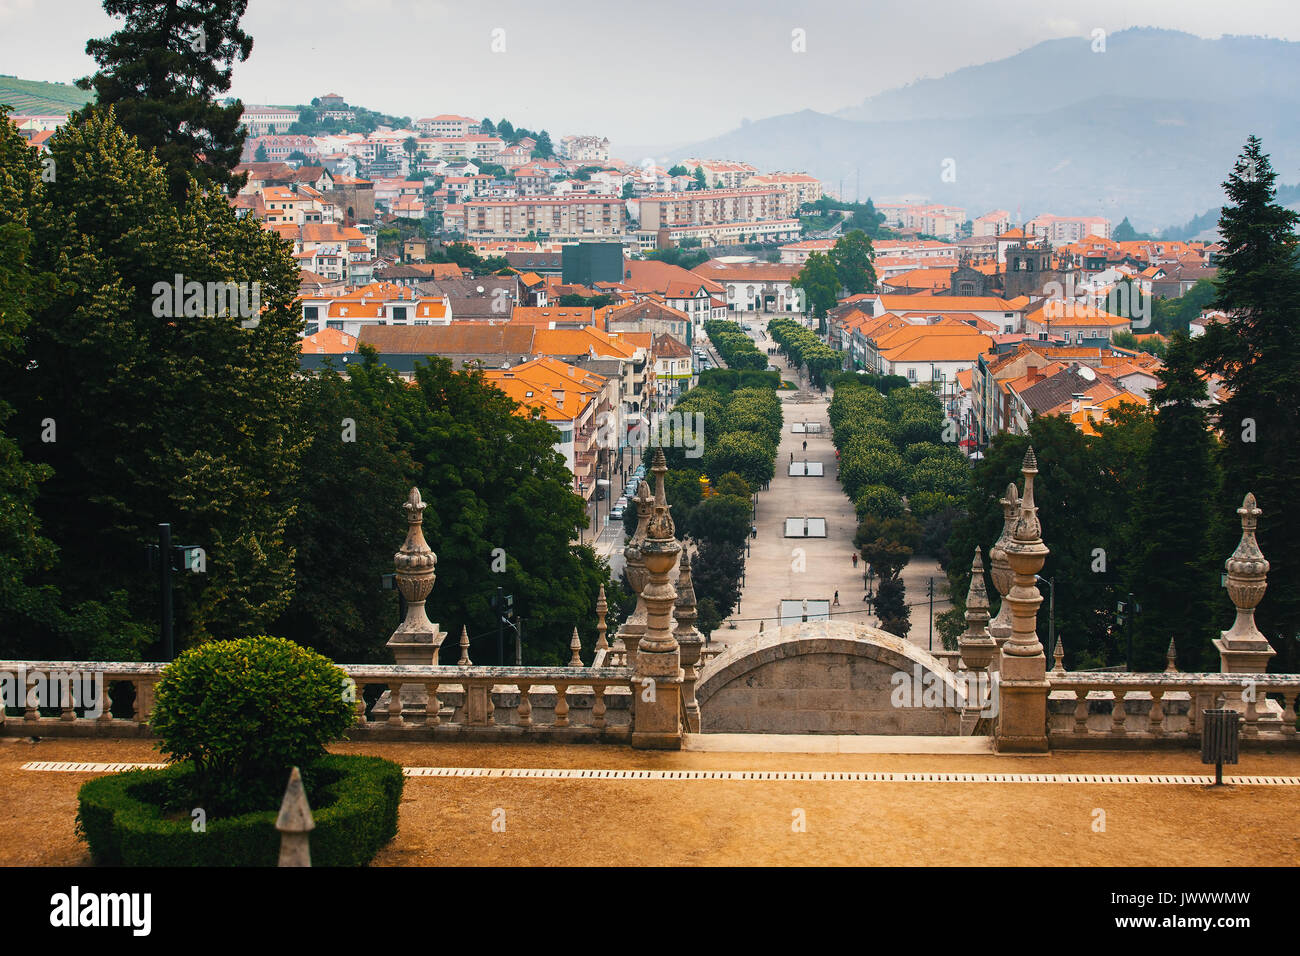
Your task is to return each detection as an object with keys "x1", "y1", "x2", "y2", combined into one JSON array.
[
  {"x1": 1197, "y1": 136, "x2": 1300, "y2": 670},
  {"x1": 77, "y1": 0, "x2": 254, "y2": 198},
  {"x1": 1126, "y1": 333, "x2": 1220, "y2": 670}
]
